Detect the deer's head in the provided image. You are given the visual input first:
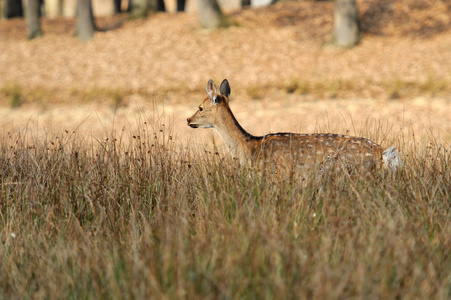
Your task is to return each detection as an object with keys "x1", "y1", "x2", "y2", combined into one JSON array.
[{"x1": 187, "y1": 79, "x2": 231, "y2": 129}]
